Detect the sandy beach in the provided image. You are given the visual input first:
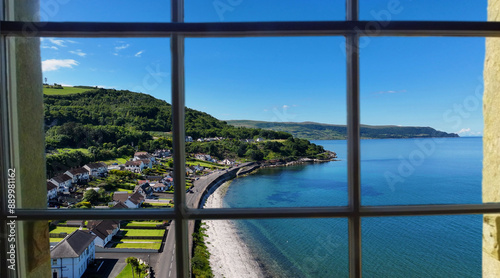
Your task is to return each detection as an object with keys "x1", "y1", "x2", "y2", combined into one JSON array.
[{"x1": 203, "y1": 182, "x2": 266, "y2": 278}]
